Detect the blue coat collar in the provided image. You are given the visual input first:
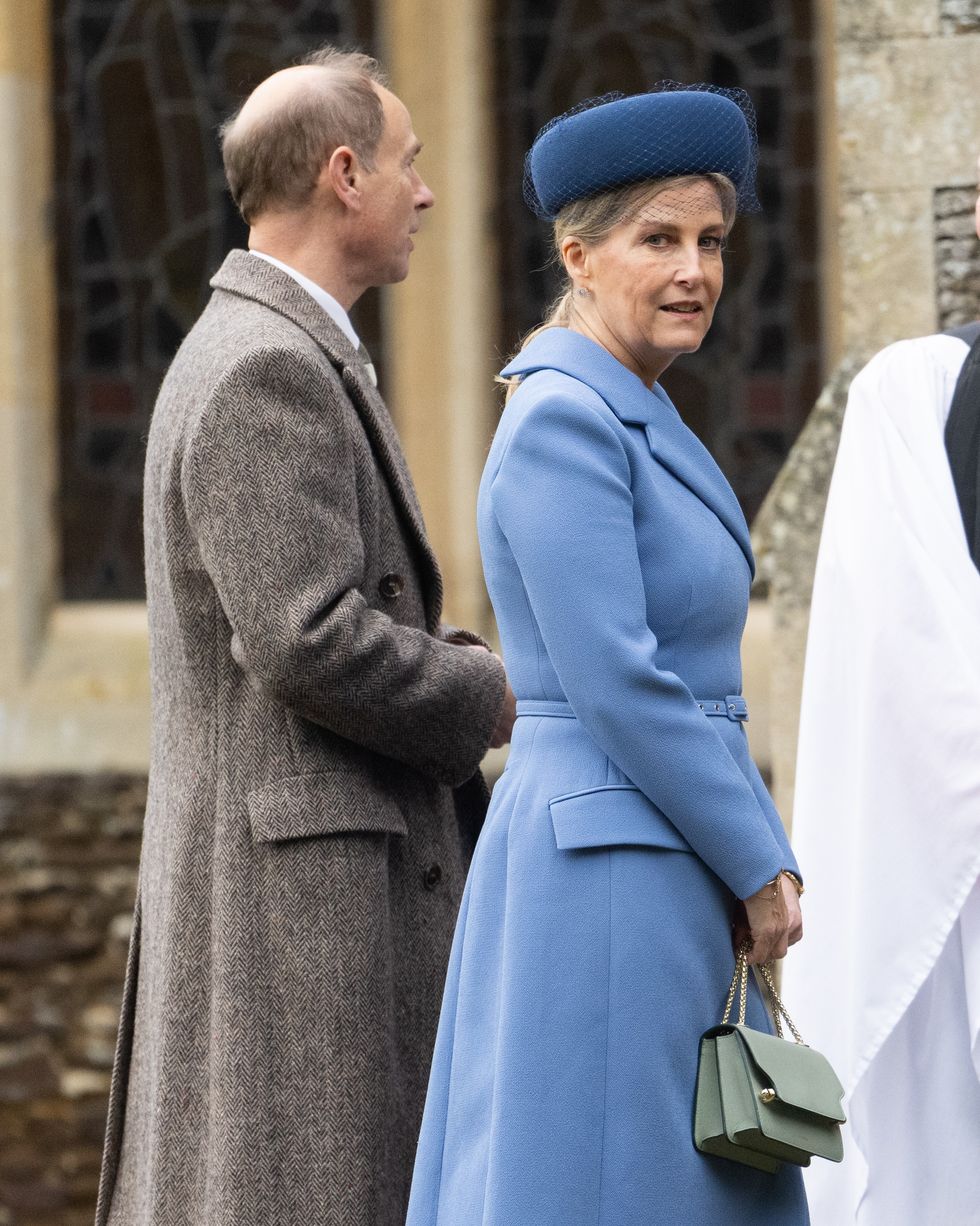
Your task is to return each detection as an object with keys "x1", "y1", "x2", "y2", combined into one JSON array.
[{"x1": 501, "y1": 329, "x2": 754, "y2": 576}]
